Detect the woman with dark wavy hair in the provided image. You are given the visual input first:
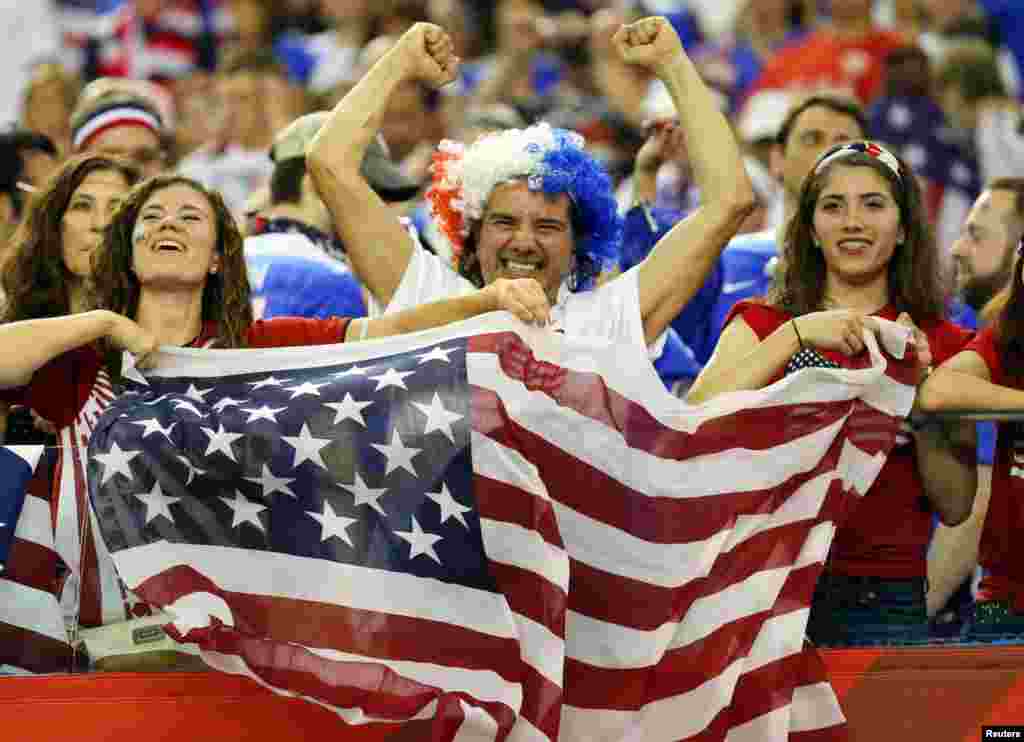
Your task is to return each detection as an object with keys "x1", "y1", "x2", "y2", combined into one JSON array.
[
  {"x1": 920, "y1": 250, "x2": 1024, "y2": 638},
  {"x1": 0, "y1": 173, "x2": 551, "y2": 630},
  {"x1": 0, "y1": 154, "x2": 140, "y2": 445},
  {"x1": 2, "y1": 153, "x2": 140, "y2": 321},
  {"x1": 688, "y1": 140, "x2": 977, "y2": 646}
]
